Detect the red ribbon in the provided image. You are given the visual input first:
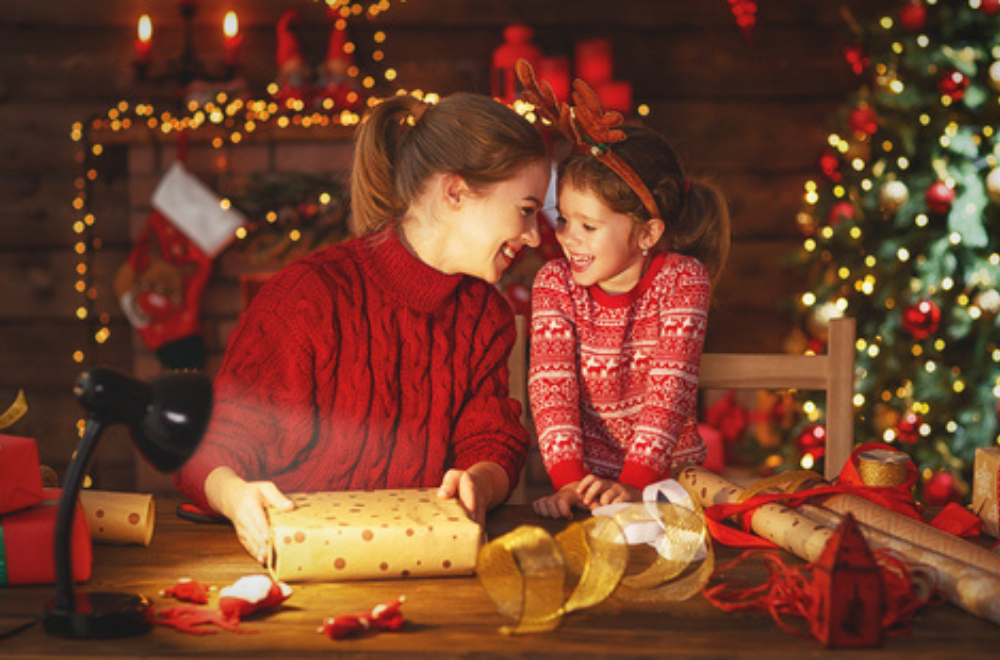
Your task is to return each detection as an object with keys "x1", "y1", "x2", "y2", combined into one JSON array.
[{"x1": 703, "y1": 442, "x2": 981, "y2": 549}]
